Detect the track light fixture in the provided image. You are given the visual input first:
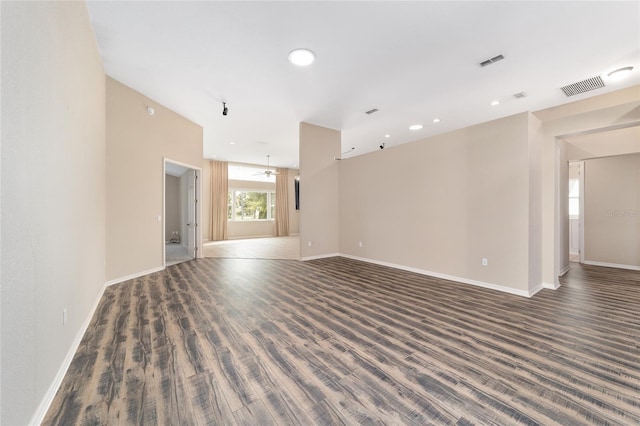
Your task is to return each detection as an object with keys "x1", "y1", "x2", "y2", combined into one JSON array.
[
  {"x1": 379, "y1": 143, "x2": 385, "y2": 150},
  {"x1": 222, "y1": 102, "x2": 228, "y2": 116}
]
